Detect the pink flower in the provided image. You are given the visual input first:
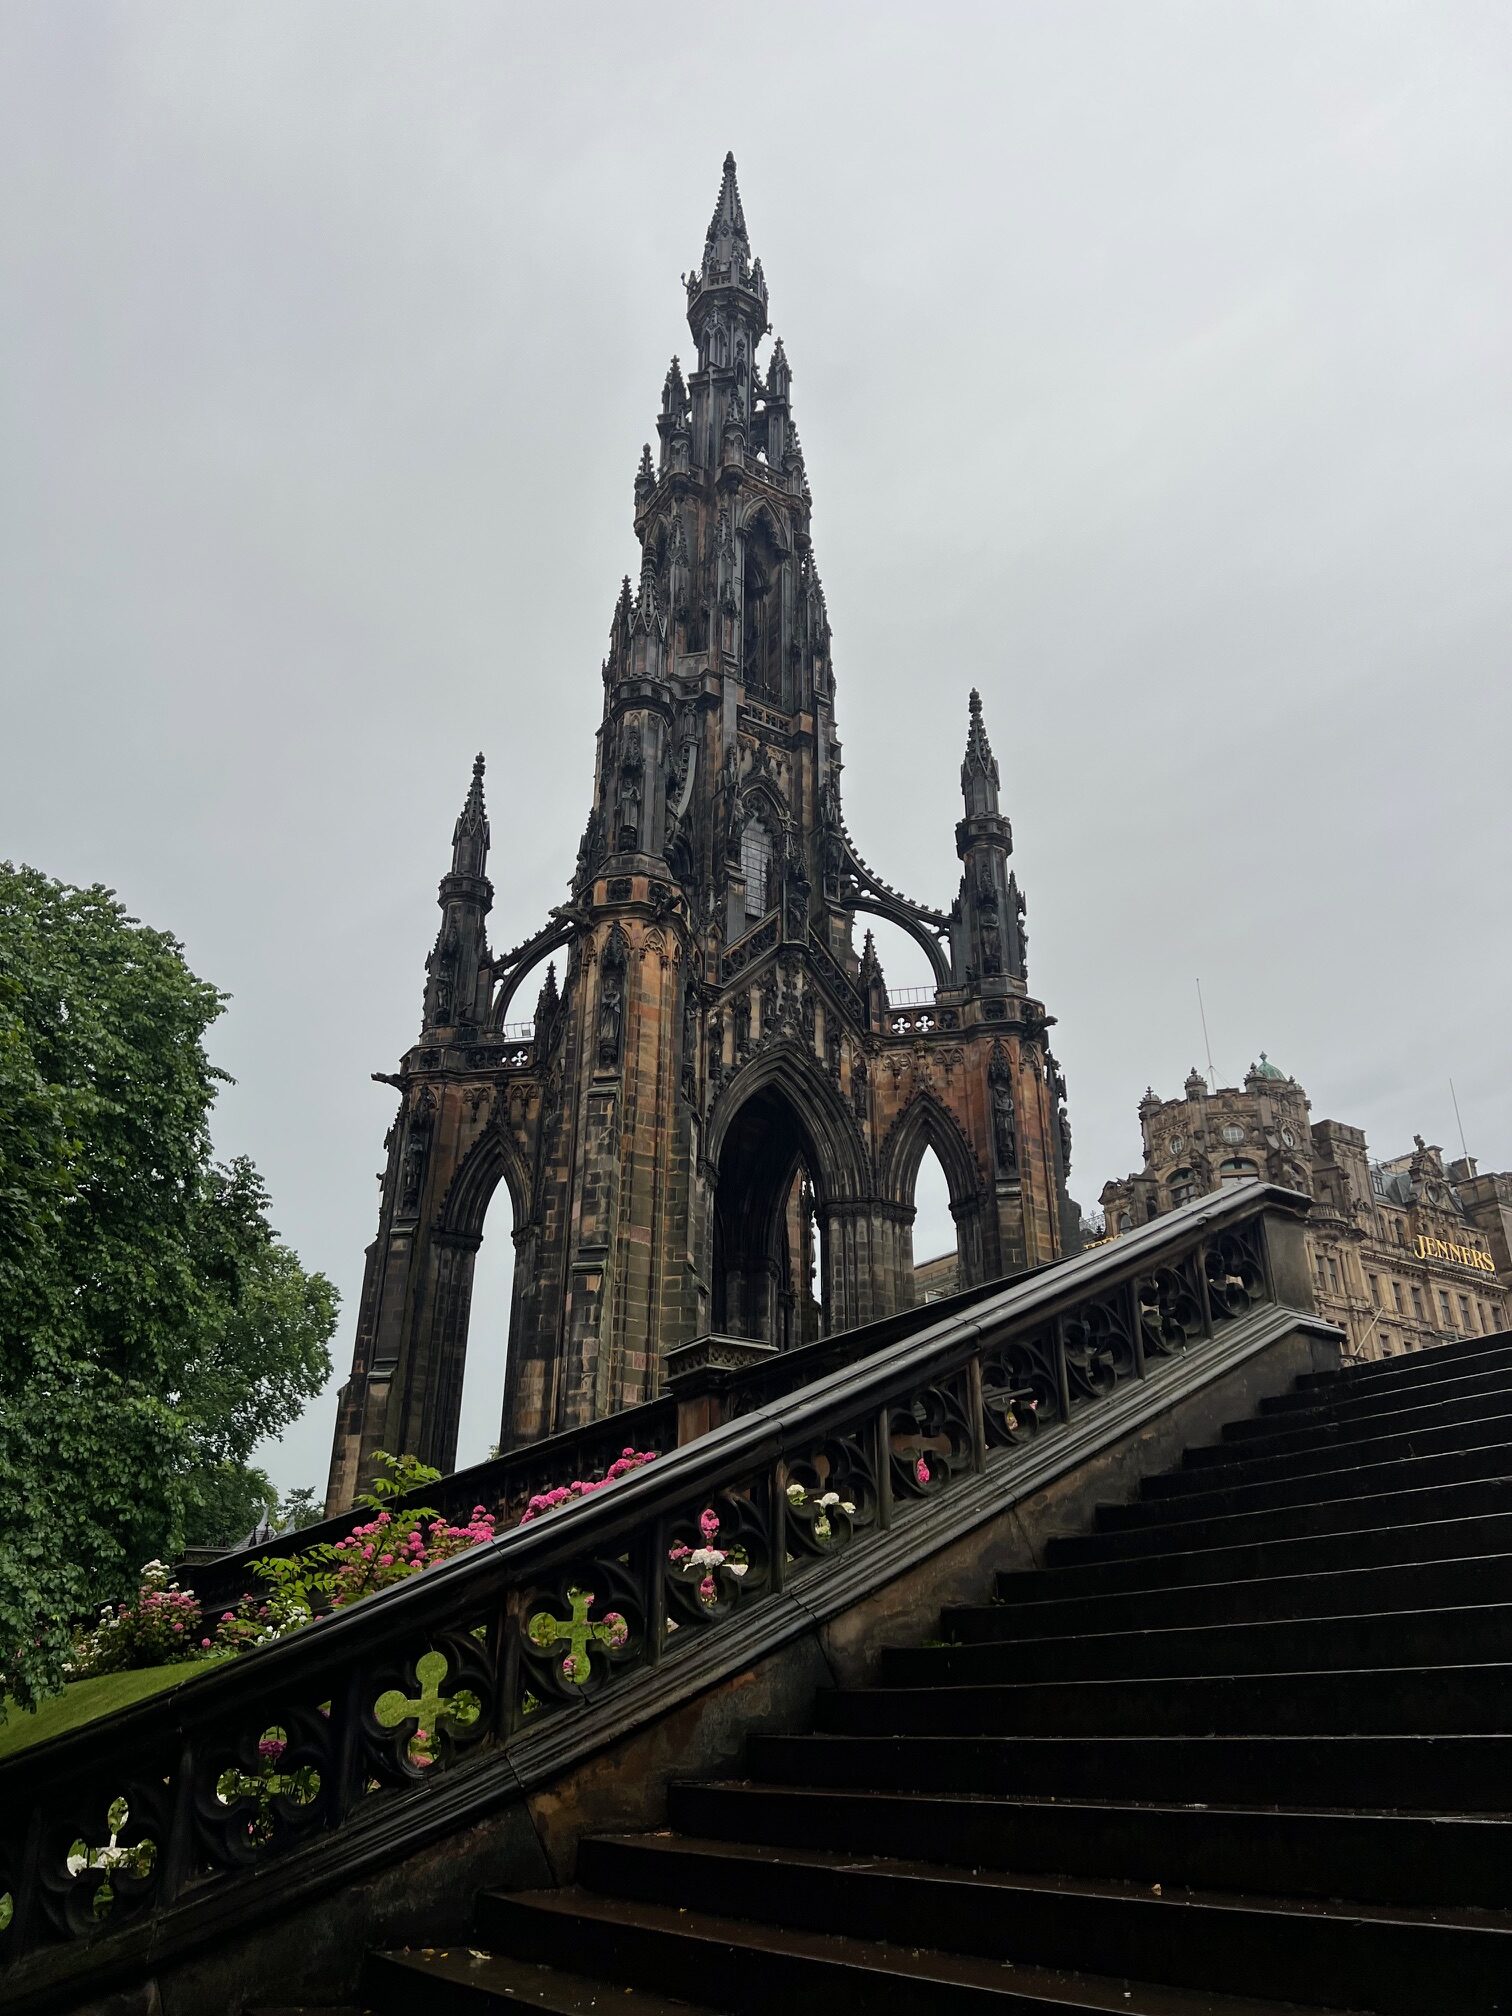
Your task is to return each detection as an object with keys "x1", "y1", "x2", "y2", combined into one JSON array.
[
  {"x1": 362, "y1": 1545, "x2": 375, "y2": 1560},
  {"x1": 200, "y1": 1637, "x2": 211, "y2": 1649},
  {"x1": 698, "y1": 1574, "x2": 717, "y2": 1604},
  {"x1": 699, "y1": 1508, "x2": 720, "y2": 1542},
  {"x1": 914, "y1": 1457, "x2": 931, "y2": 1486},
  {"x1": 378, "y1": 1554, "x2": 394, "y2": 1567}
]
